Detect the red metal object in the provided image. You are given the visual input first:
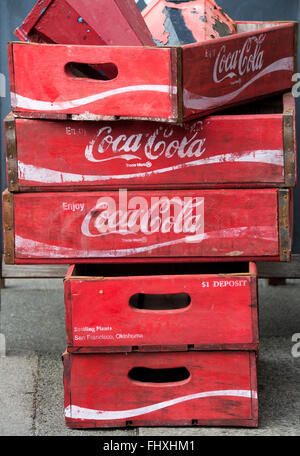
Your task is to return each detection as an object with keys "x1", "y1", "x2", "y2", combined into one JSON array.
[
  {"x1": 64, "y1": 262, "x2": 258, "y2": 353},
  {"x1": 8, "y1": 21, "x2": 296, "y2": 121},
  {"x1": 4, "y1": 92, "x2": 296, "y2": 192},
  {"x1": 63, "y1": 351, "x2": 258, "y2": 428},
  {"x1": 143, "y1": 0, "x2": 236, "y2": 45},
  {"x1": 15, "y1": 0, "x2": 154, "y2": 46},
  {"x1": 3, "y1": 188, "x2": 292, "y2": 264}
]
